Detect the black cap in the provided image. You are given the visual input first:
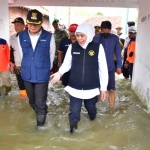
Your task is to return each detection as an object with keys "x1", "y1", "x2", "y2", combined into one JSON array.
[
  {"x1": 127, "y1": 21, "x2": 135, "y2": 27},
  {"x1": 101, "y1": 21, "x2": 112, "y2": 29},
  {"x1": 52, "y1": 19, "x2": 59, "y2": 25},
  {"x1": 26, "y1": 9, "x2": 43, "y2": 25},
  {"x1": 11, "y1": 17, "x2": 25, "y2": 24}
]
